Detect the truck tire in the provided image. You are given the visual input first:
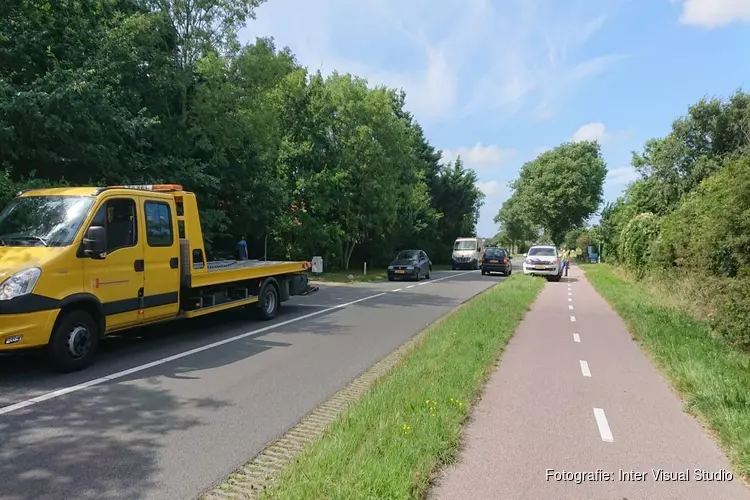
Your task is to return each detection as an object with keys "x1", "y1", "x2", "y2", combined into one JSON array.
[
  {"x1": 47, "y1": 309, "x2": 100, "y2": 373},
  {"x1": 257, "y1": 282, "x2": 279, "y2": 320}
]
